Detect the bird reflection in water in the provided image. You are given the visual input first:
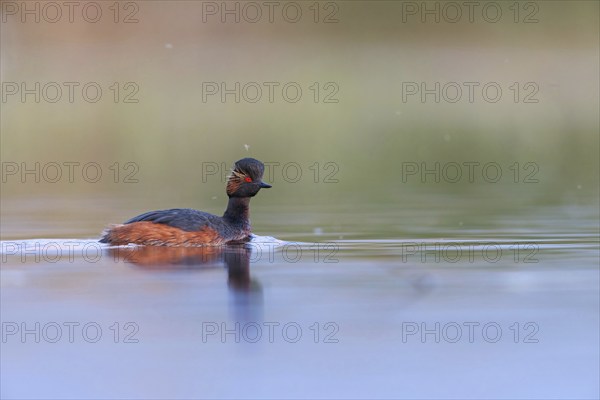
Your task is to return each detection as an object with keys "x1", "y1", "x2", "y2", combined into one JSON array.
[{"x1": 108, "y1": 243, "x2": 263, "y2": 323}]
